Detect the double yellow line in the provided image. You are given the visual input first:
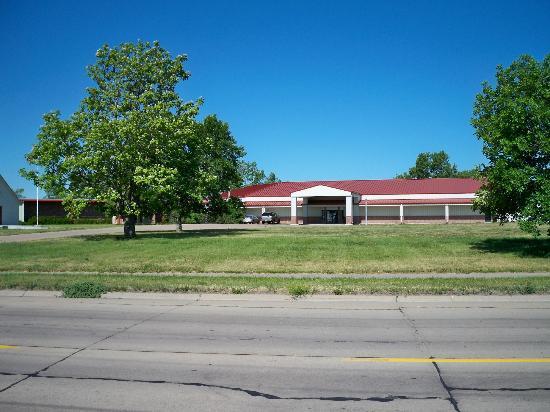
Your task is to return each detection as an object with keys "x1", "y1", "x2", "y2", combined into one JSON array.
[{"x1": 345, "y1": 357, "x2": 550, "y2": 363}]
